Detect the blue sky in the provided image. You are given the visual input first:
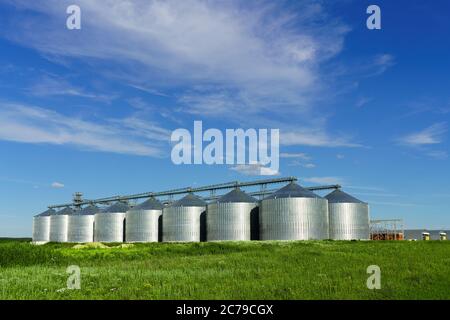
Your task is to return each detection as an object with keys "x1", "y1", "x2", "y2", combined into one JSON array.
[{"x1": 0, "y1": 0, "x2": 449, "y2": 236}]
